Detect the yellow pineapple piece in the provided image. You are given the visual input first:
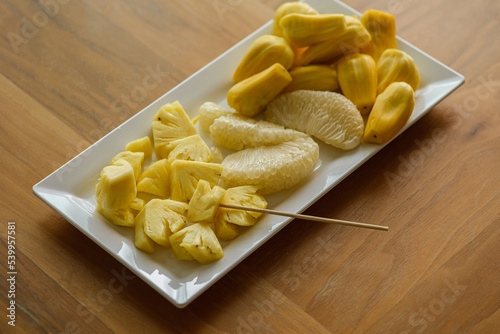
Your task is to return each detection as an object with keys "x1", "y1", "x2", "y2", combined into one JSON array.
[
  {"x1": 152, "y1": 101, "x2": 198, "y2": 159},
  {"x1": 218, "y1": 186, "x2": 267, "y2": 227},
  {"x1": 210, "y1": 146, "x2": 224, "y2": 164},
  {"x1": 187, "y1": 180, "x2": 226, "y2": 223},
  {"x1": 168, "y1": 229, "x2": 195, "y2": 261},
  {"x1": 95, "y1": 159, "x2": 137, "y2": 211},
  {"x1": 137, "y1": 159, "x2": 170, "y2": 198},
  {"x1": 214, "y1": 212, "x2": 240, "y2": 241},
  {"x1": 99, "y1": 207, "x2": 135, "y2": 227},
  {"x1": 129, "y1": 197, "x2": 145, "y2": 212},
  {"x1": 134, "y1": 210, "x2": 155, "y2": 253},
  {"x1": 166, "y1": 134, "x2": 211, "y2": 164},
  {"x1": 125, "y1": 136, "x2": 152, "y2": 158},
  {"x1": 169, "y1": 223, "x2": 224, "y2": 264},
  {"x1": 95, "y1": 159, "x2": 137, "y2": 227},
  {"x1": 170, "y1": 160, "x2": 223, "y2": 203},
  {"x1": 135, "y1": 199, "x2": 188, "y2": 247},
  {"x1": 111, "y1": 151, "x2": 145, "y2": 180}
]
